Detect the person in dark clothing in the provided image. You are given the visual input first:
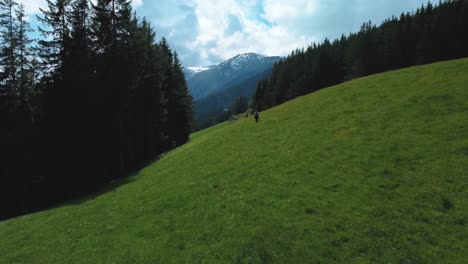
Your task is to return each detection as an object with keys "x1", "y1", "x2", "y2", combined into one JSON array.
[{"x1": 254, "y1": 111, "x2": 259, "y2": 123}]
